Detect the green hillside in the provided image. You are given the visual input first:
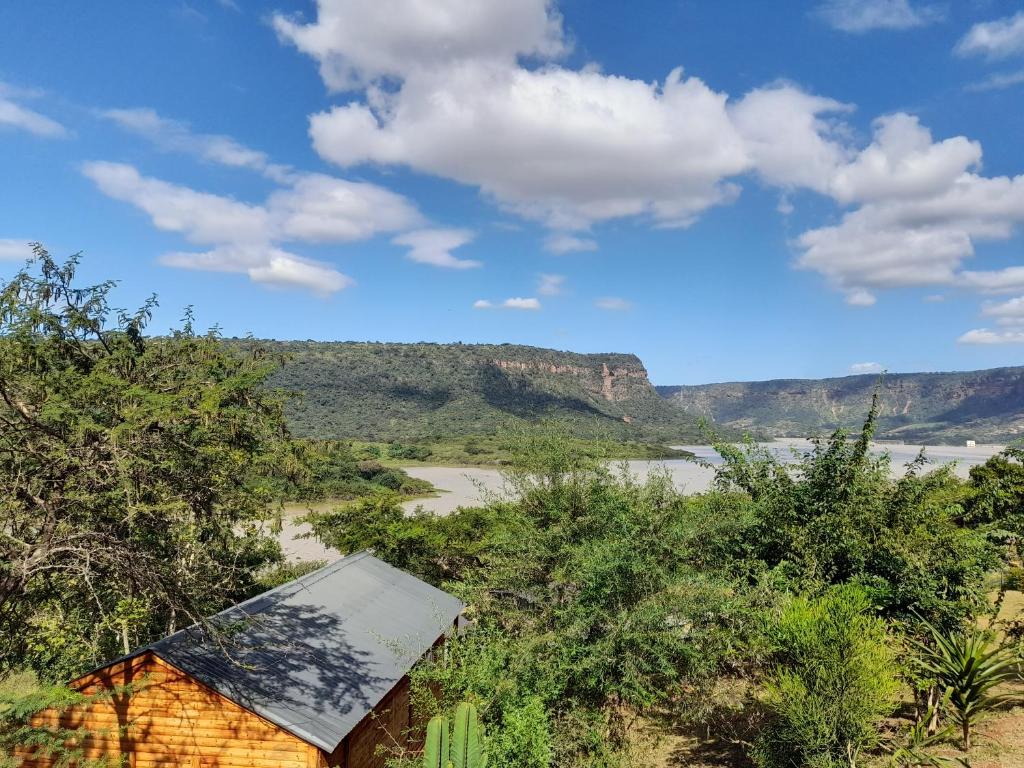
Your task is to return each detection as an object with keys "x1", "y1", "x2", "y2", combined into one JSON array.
[
  {"x1": 256, "y1": 341, "x2": 706, "y2": 442},
  {"x1": 658, "y1": 366, "x2": 1024, "y2": 444}
]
